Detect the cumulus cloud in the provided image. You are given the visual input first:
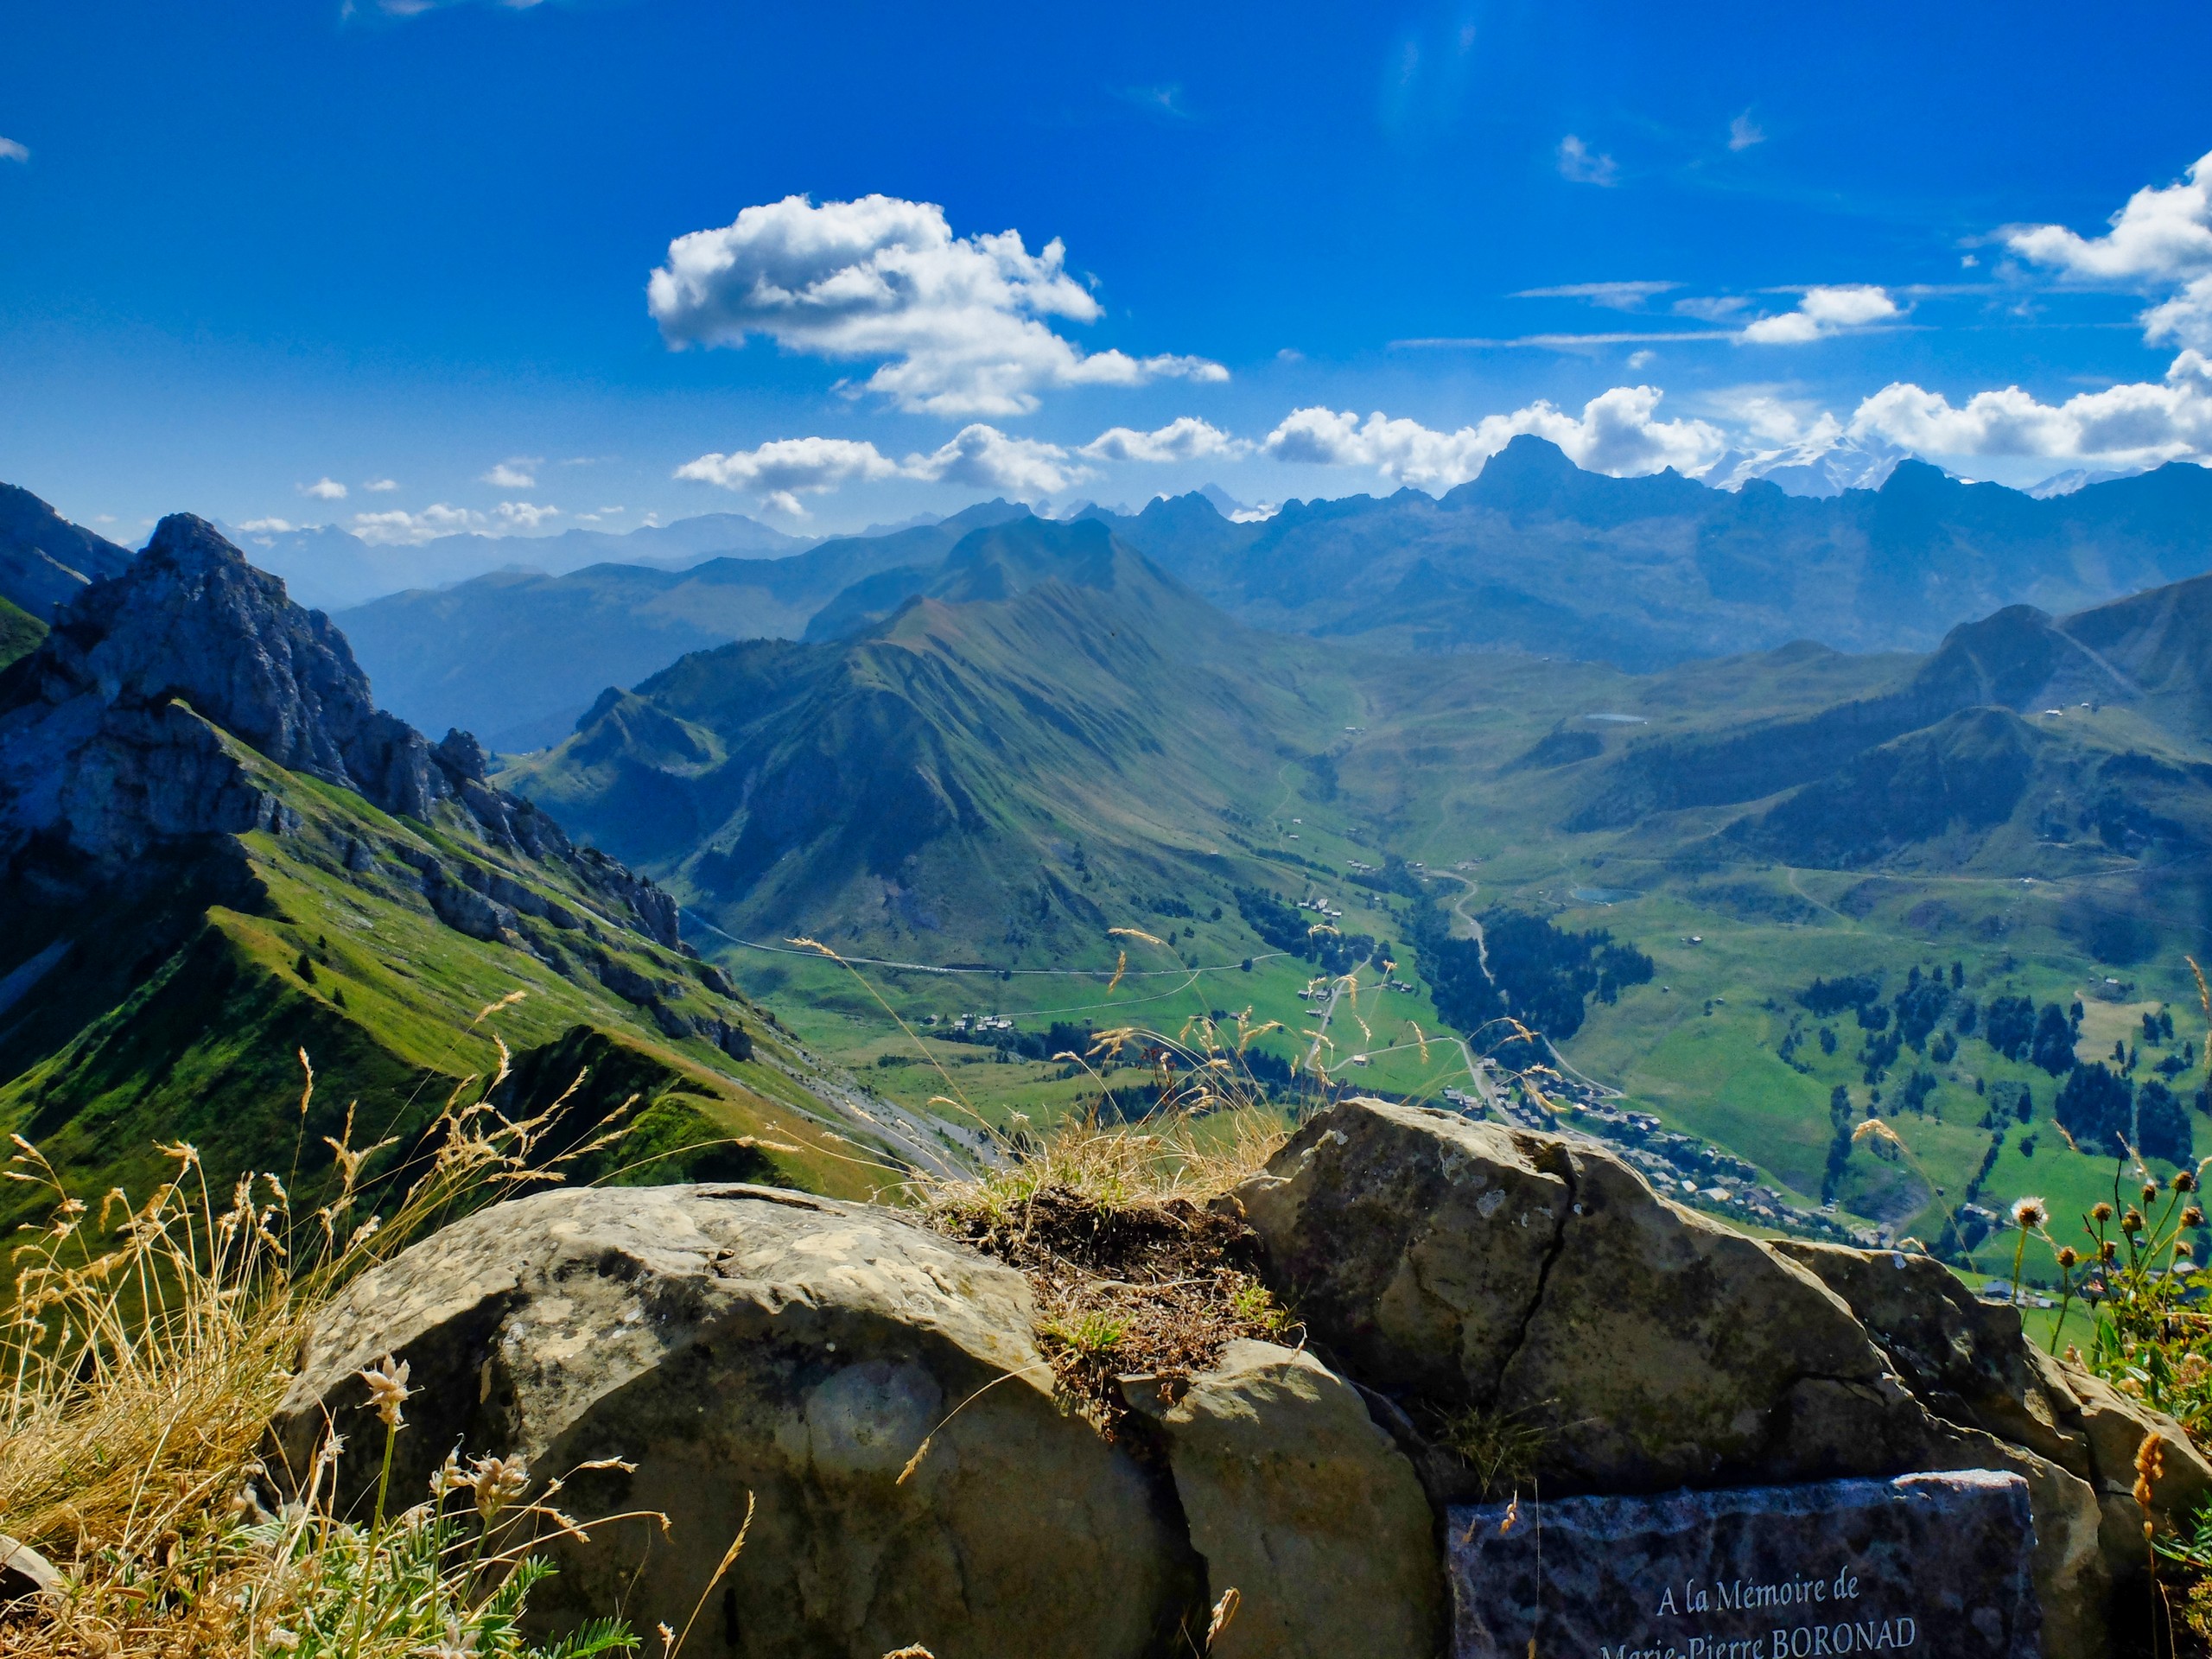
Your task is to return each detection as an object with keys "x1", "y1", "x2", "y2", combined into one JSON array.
[
  {"x1": 675, "y1": 436, "x2": 904, "y2": 502},
  {"x1": 236, "y1": 518, "x2": 301, "y2": 534},
  {"x1": 1556, "y1": 136, "x2": 1618, "y2": 188},
  {"x1": 350, "y1": 504, "x2": 485, "y2": 544},
  {"x1": 645, "y1": 194, "x2": 1226, "y2": 416},
  {"x1": 678, "y1": 416, "x2": 1259, "y2": 510},
  {"x1": 908, "y1": 425, "x2": 1088, "y2": 494},
  {"x1": 299, "y1": 477, "x2": 348, "y2": 500},
  {"x1": 2003, "y1": 151, "x2": 2212, "y2": 350},
  {"x1": 676, "y1": 426, "x2": 1089, "y2": 510},
  {"x1": 493, "y1": 501, "x2": 560, "y2": 530},
  {"x1": 2005, "y1": 150, "x2": 2212, "y2": 284},
  {"x1": 1263, "y1": 385, "x2": 1726, "y2": 489},
  {"x1": 1077, "y1": 416, "x2": 1248, "y2": 463},
  {"x1": 362, "y1": 477, "x2": 399, "y2": 492},
  {"x1": 1849, "y1": 350, "x2": 2212, "y2": 468},
  {"x1": 480, "y1": 458, "x2": 539, "y2": 489},
  {"x1": 0, "y1": 137, "x2": 27, "y2": 163},
  {"x1": 1738, "y1": 285, "x2": 1901, "y2": 344}
]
